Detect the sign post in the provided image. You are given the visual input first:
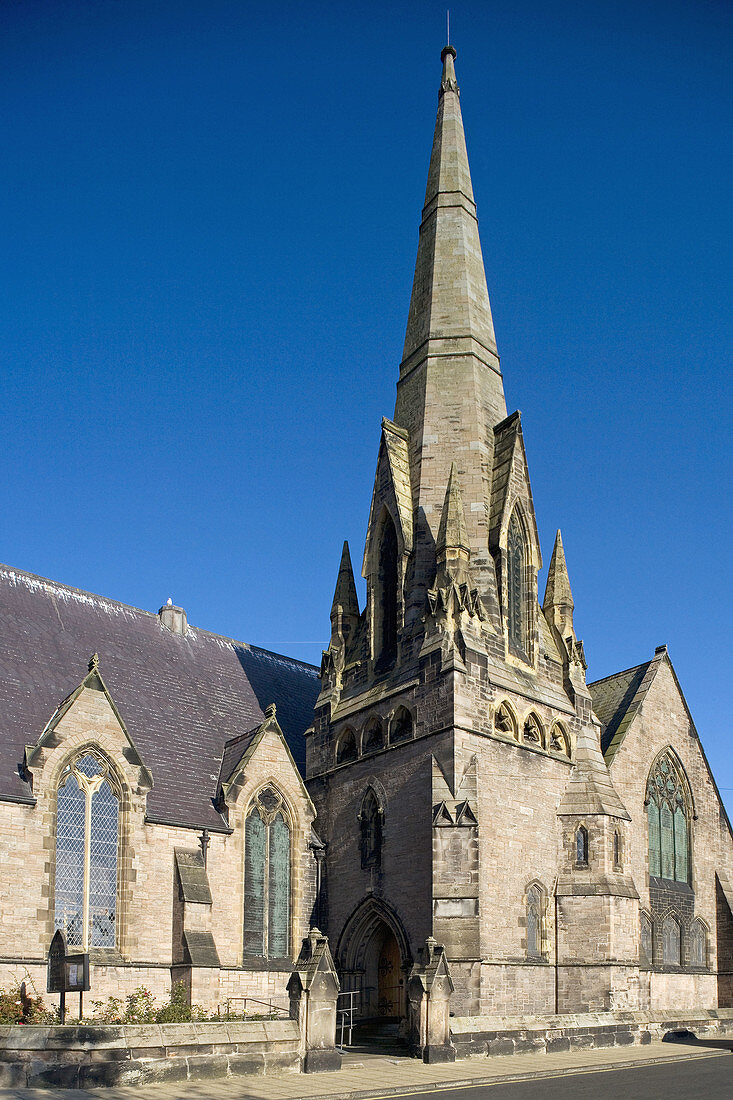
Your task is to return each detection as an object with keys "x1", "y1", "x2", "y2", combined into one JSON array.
[{"x1": 47, "y1": 930, "x2": 90, "y2": 1023}]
